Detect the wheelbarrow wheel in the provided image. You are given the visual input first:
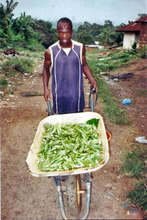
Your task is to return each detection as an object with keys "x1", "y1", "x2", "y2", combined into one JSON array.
[
  {"x1": 76, "y1": 175, "x2": 82, "y2": 212},
  {"x1": 65, "y1": 175, "x2": 82, "y2": 216}
]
